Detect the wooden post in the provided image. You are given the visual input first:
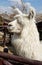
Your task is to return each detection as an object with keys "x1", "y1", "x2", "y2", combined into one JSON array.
[{"x1": 0, "y1": 52, "x2": 42, "y2": 65}]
